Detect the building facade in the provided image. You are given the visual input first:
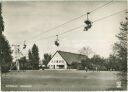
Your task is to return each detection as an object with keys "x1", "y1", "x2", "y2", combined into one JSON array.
[
  {"x1": 47, "y1": 51, "x2": 87, "y2": 69},
  {"x1": 47, "y1": 52, "x2": 67, "y2": 69}
]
